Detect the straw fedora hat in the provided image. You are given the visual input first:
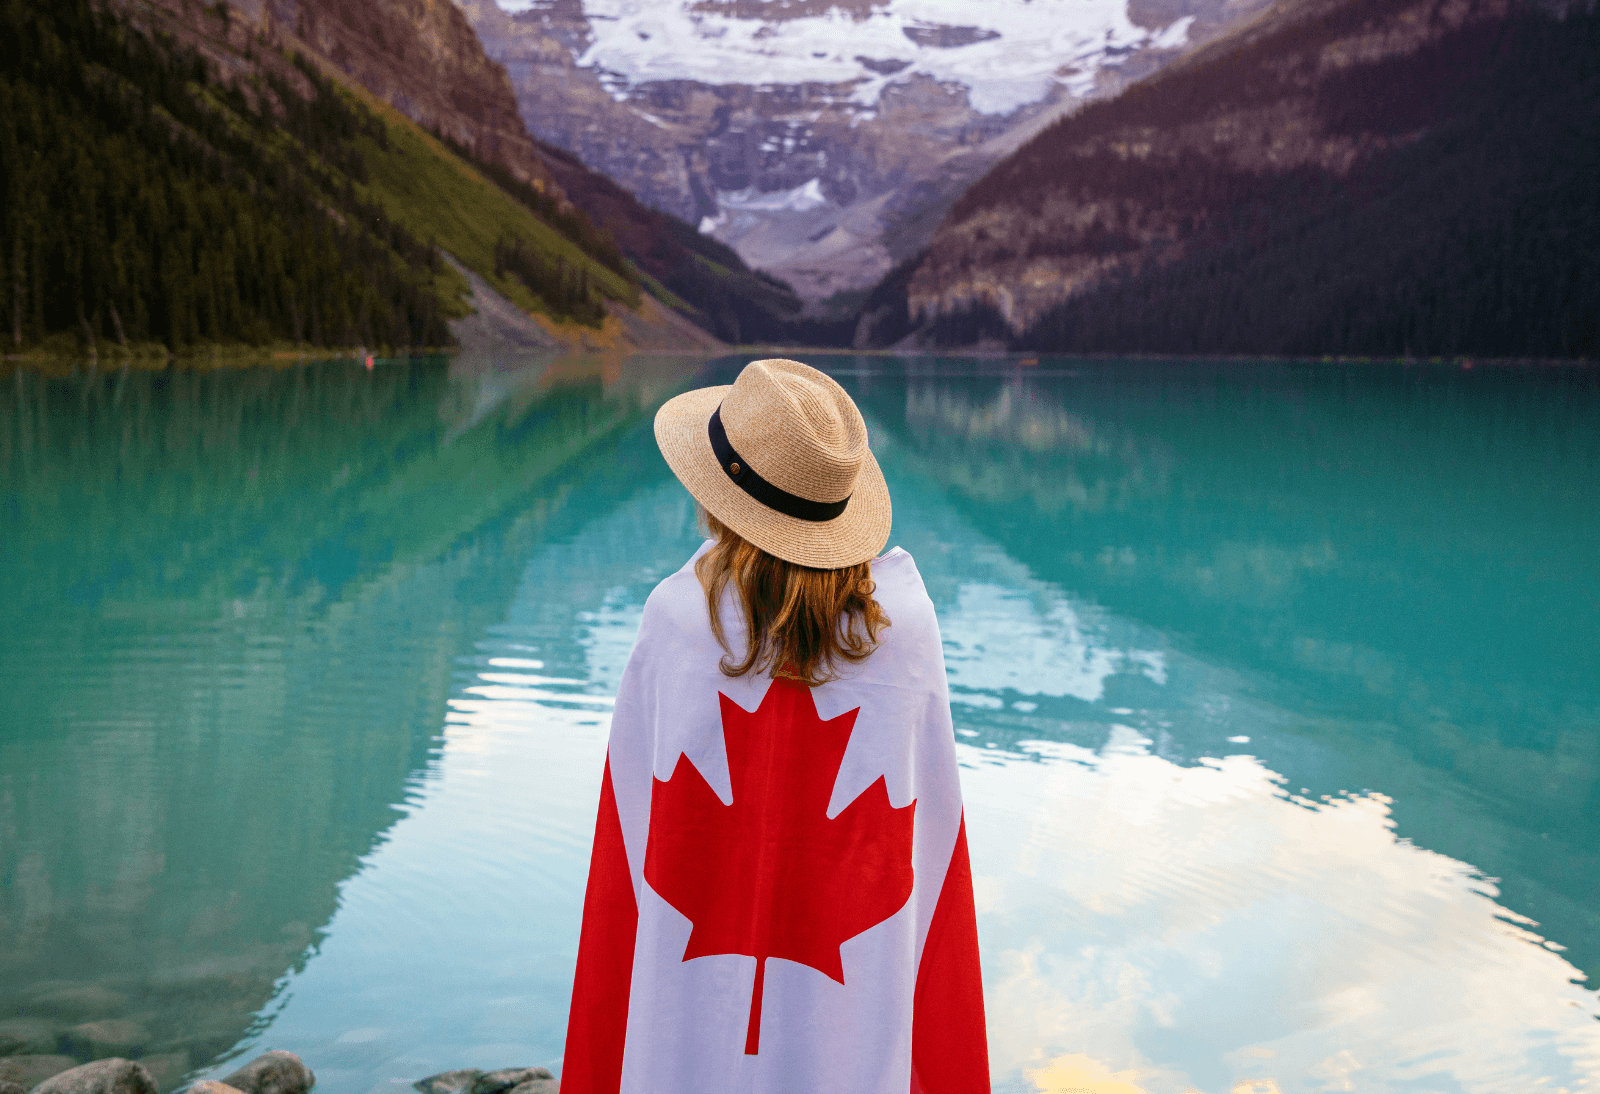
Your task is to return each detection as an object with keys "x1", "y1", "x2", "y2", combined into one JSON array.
[{"x1": 654, "y1": 358, "x2": 892, "y2": 569}]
